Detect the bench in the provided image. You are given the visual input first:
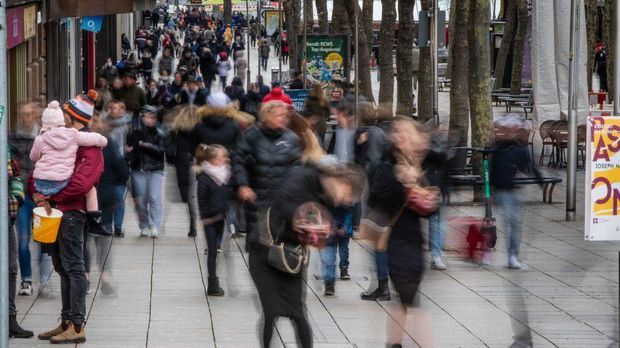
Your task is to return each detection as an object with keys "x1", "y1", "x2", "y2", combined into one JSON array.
[
  {"x1": 443, "y1": 175, "x2": 562, "y2": 205},
  {"x1": 438, "y1": 77, "x2": 451, "y2": 92}
]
